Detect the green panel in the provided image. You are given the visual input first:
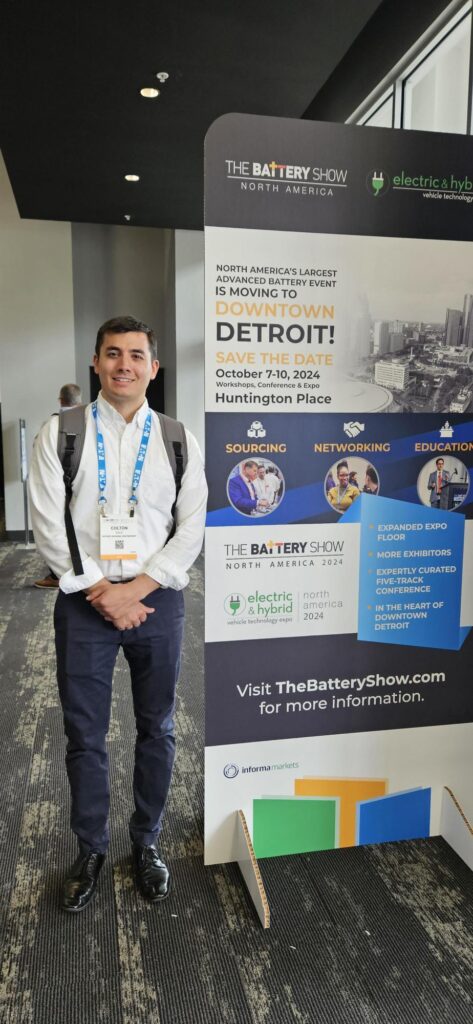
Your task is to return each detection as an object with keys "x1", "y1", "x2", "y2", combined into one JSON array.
[{"x1": 253, "y1": 797, "x2": 338, "y2": 859}]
